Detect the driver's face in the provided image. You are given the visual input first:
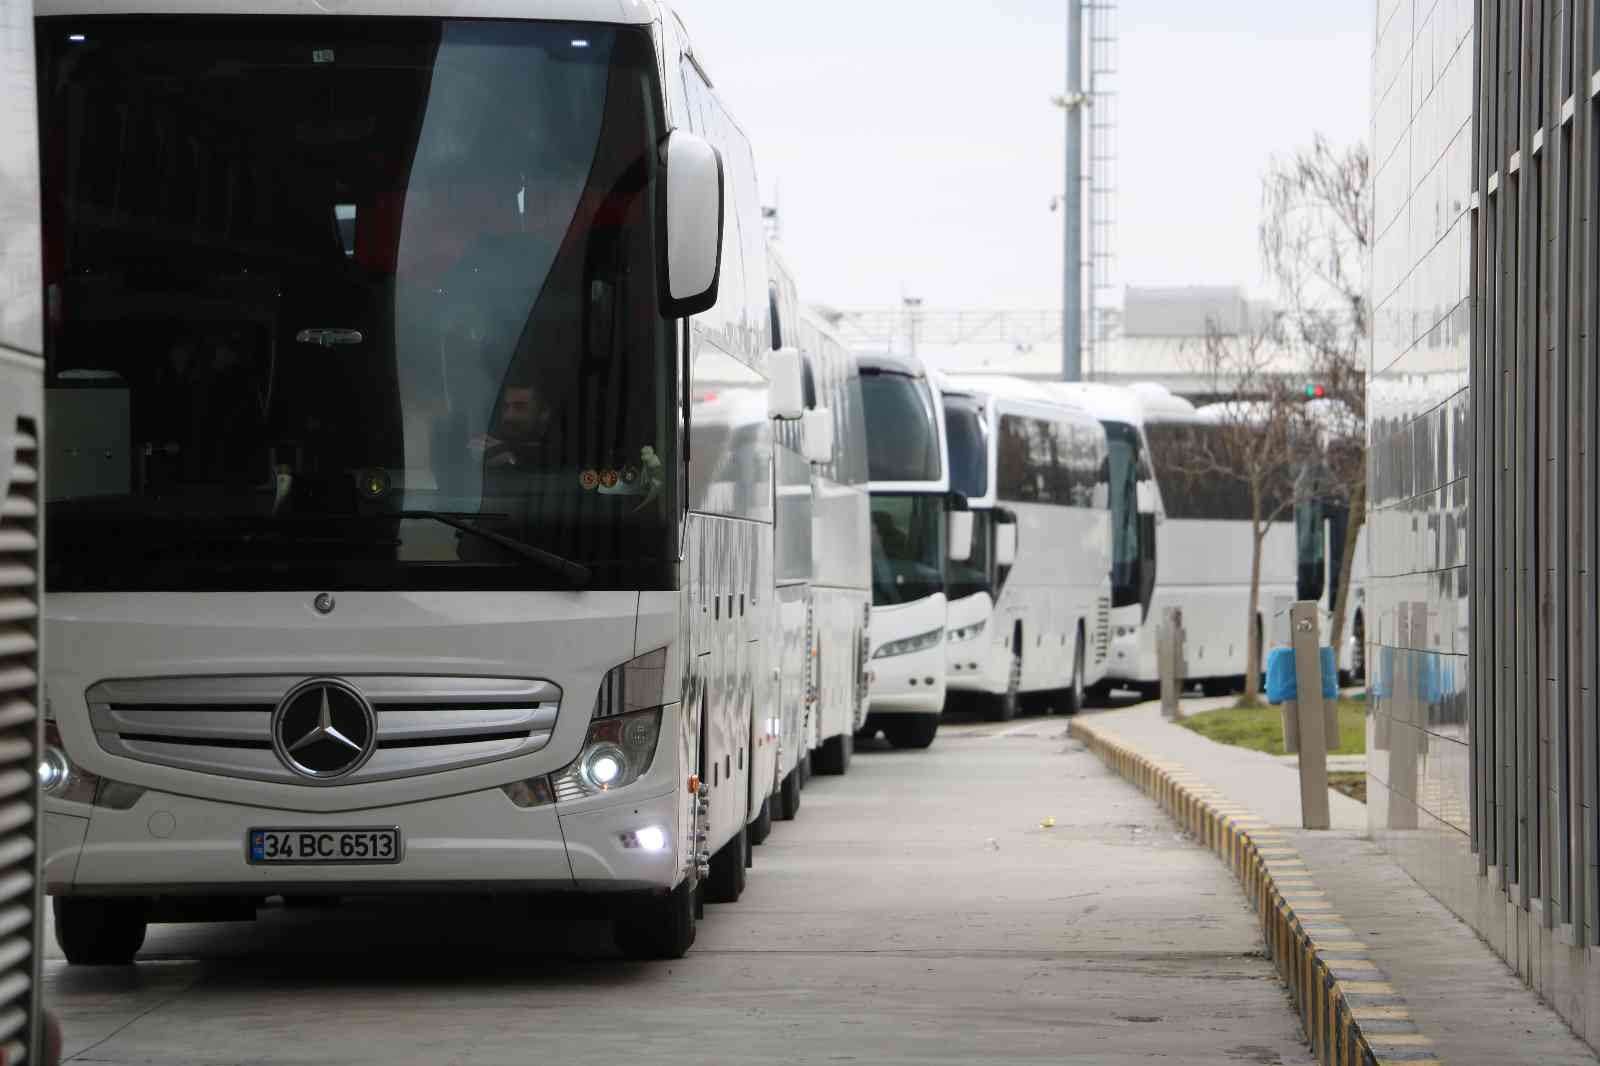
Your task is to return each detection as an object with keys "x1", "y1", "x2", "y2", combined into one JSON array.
[{"x1": 499, "y1": 387, "x2": 542, "y2": 438}]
